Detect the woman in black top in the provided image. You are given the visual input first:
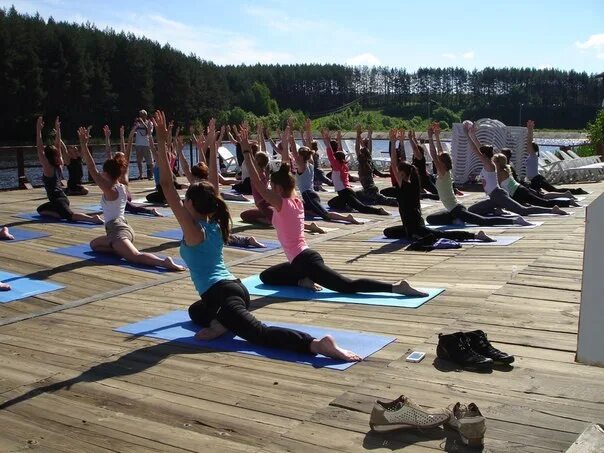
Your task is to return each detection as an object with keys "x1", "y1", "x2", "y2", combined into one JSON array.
[
  {"x1": 60, "y1": 141, "x2": 89, "y2": 196},
  {"x1": 35, "y1": 117, "x2": 103, "y2": 224},
  {"x1": 383, "y1": 129, "x2": 492, "y2": 243},
  {"x1": 408, "y1": 131, "x2": 439, "y2": 200}
]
